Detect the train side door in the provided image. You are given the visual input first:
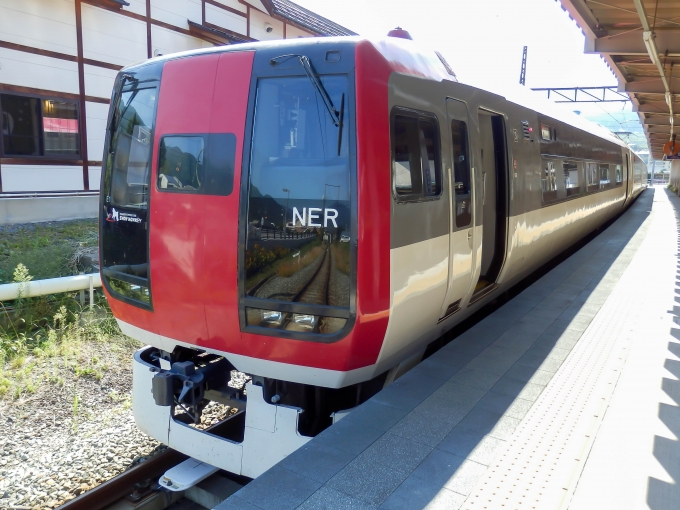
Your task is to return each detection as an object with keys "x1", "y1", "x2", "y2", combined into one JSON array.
[
  {"x1": 439, "y1": 98, "x2": 475, "y2": 320},
  {"x1": 625, "y1": 153, "x2": 633, "y2": 204},
  {"x1": 469, "y1": 109, "x2": 508, "y2": 303}
]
